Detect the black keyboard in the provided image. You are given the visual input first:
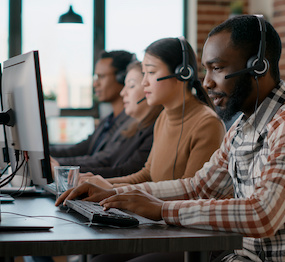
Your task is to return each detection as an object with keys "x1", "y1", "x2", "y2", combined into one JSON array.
[{"x1": 65, "y1": 199, "x2": 139, "y2": 227}]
